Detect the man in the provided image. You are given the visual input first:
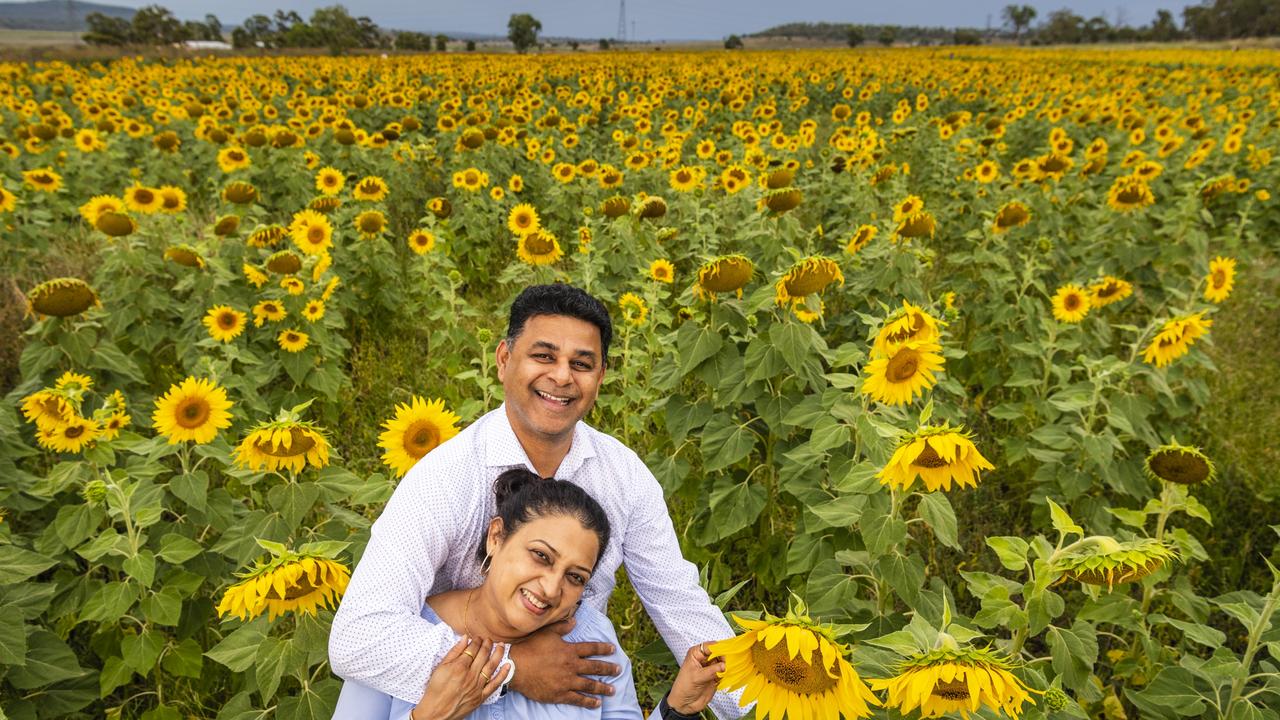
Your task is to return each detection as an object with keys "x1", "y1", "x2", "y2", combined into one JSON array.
[{"x1": 330, "y1": 284, "x2": 742, "y2": 719}]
